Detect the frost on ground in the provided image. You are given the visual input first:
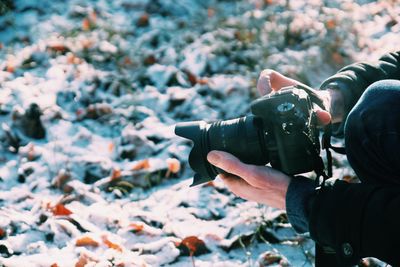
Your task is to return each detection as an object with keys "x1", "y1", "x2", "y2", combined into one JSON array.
[{"x1": 0, "y1": 0, "x2": 398, "y2": 266}]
